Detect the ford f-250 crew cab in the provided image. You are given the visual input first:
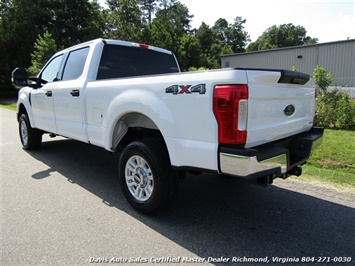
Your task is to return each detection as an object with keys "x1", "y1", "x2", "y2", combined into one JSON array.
[{"x1": 12, "y1": 38, "x2": 323, "y2": 213}]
